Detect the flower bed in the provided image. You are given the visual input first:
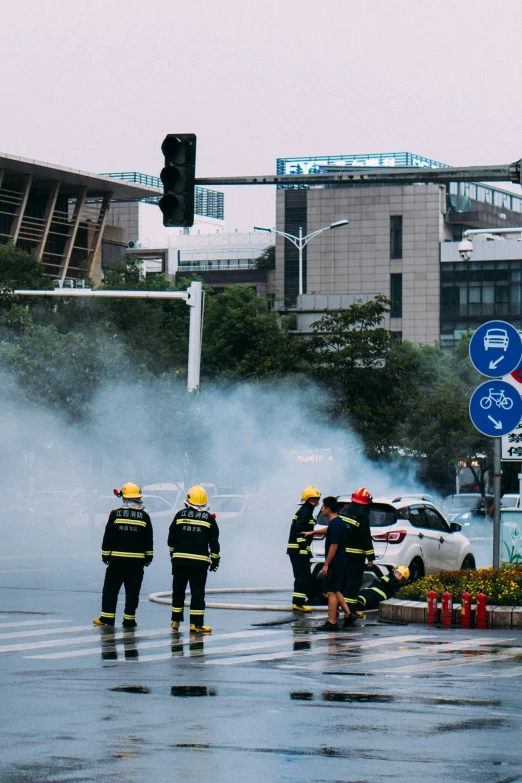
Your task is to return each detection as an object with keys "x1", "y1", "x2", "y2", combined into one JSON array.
[{"x1": 396, "y1": 565, "x2": 522, "y2": 606}]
